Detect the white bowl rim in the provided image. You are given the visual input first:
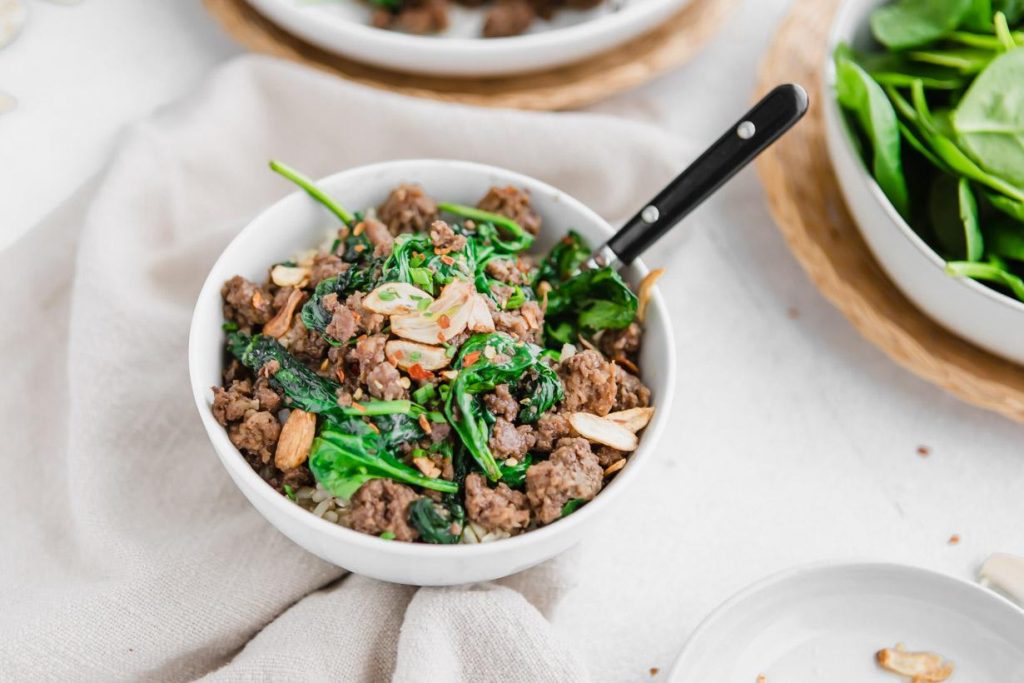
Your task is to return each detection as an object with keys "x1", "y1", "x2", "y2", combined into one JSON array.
[
  {"x1": 823, "y1": 0, "x2": 1024, "y2": 317},
  {"x1": 188, "y1": 158, "x2": 676, "y2": 558},
  {"x1": 668, "y1": 559, "x2": 1024, "y2": 678},
  {"x1": 248, "y1": 0, "x2": 688, "y2": 52}
]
